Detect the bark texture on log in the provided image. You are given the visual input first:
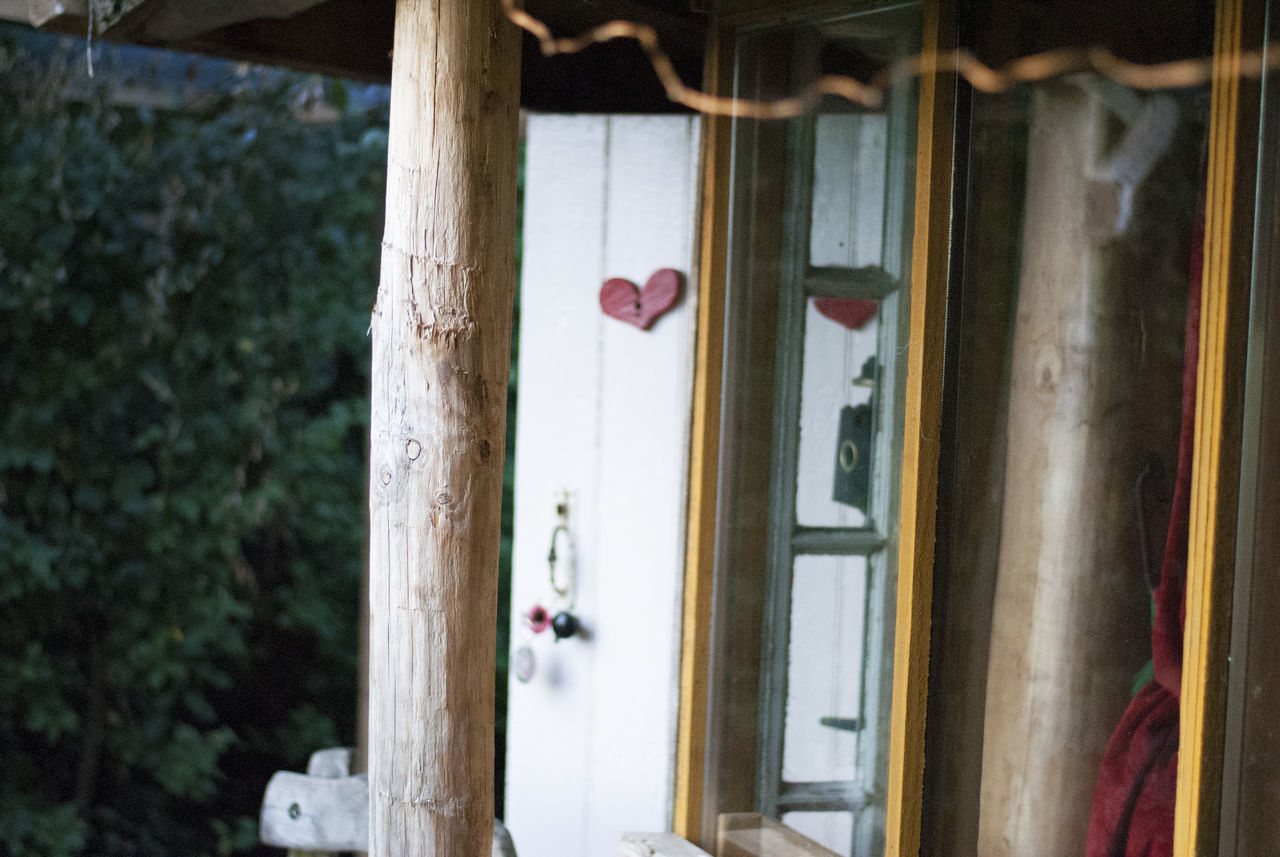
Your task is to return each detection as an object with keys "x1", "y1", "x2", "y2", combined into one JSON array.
[{"x1": 368, "y1": 0, "x2": 519, "y2": 854}]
